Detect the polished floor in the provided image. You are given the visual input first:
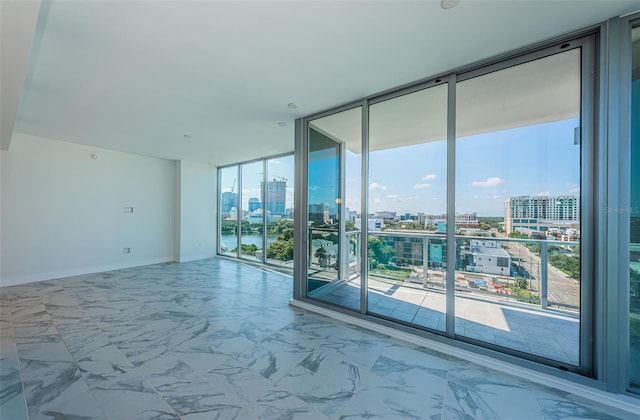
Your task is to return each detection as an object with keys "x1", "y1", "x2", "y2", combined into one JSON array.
[
  {"x1": 0, "y1": 258, "x2": 632, "y2": 419},
  {"x1": 309, "y1": 277, "x2": 579, "y2": 365}
]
